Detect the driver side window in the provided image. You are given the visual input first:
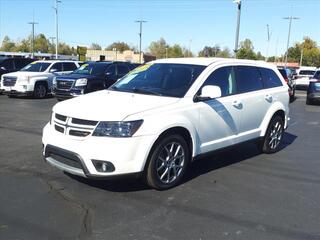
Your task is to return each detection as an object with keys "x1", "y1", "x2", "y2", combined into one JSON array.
[{"x1": 202, "y1": 66, "x2": 237, "y2": 97}]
